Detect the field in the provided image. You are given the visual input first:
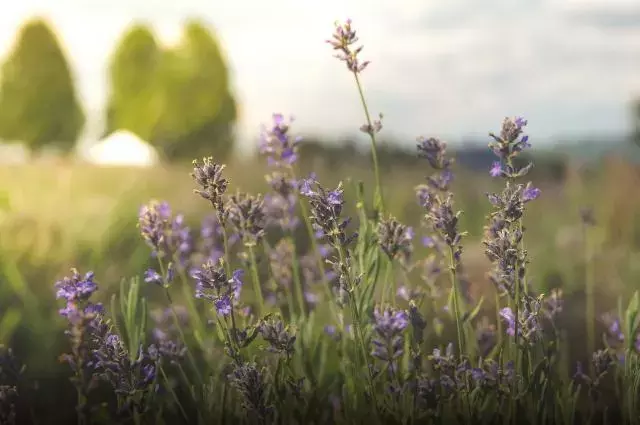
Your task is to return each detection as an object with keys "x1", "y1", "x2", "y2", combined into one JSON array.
[{"x1": 1, "y1": 152, "x2": 640, "y2": 423}]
